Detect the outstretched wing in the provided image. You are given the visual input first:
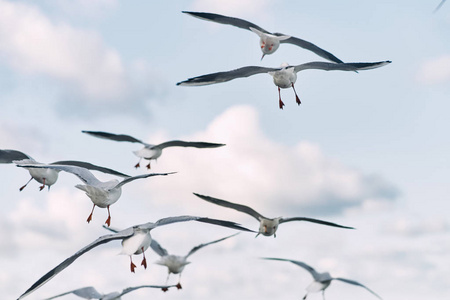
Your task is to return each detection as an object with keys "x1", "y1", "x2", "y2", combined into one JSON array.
[
  {"x1": 51, "y1": 161, "x2": 130, "y2": 178},
  {"x1": 279, "y1": 36, "x2": 344, "y2": 63},
  {"x1": 186, "y1": 233, "x2": 239, "y2": 258},
  {"x1": 293, "y1": 61, "x2": 391, "y2": 73},
  {"x1": 82, "y1": 130, "x2": 146, "y2": 145},
  {"x1": 434, "y1": 0, "x2": 446, "y2": 12},
  {"x1": 155, "y1": 140, "x2": 225, "y2": 150},
  {"x1": 177, "y1": 66, "x2": 279, "y2": 86},
  {"x1": 182, "y1": 11, "x2": 268, "y2": 33},
  {"x1": 17, "y1": 228, "x2": 135, "y2": 300},
  {"x1": 193, "y1": 193, "x2": 264, "y2": 221},
  {"x1": 115, "y1": 172, "x2": 176, "y2": 189},
  {"x1": 42, "y1": 286, "x2": 103, "y2": 300},
  {"x1": 149, "y1": 239, "x2": 169, "y2": 257},
  {"x1": 0, "y1": 149, "x2": 33, "y2": 164},
  {"x1": 333, "y1": 278, "x2": 382, "y2": 299},
  {"x1": 279, "y1": 217, "x2": 354, "y2": 229},
  {"x1": 262, "y1": 257, "x2": 322, "y2": 281}
]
